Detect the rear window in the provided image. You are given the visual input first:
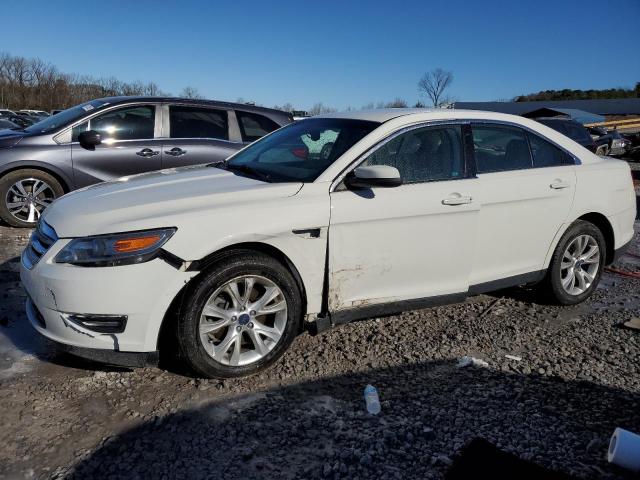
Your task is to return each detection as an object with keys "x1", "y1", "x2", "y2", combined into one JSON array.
[
  {"x1": 237, "y1": 111, "x2": 280, "y2": 142},
  {"x1": 472, "y1": 124, "x2": 532, "y2": 173},
  {"x1": 527, "y1": 133, "x2": 572, "y2": 168},
  {"x1": 562, "y1": 122, "x2": 592, "y2": 143}
]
